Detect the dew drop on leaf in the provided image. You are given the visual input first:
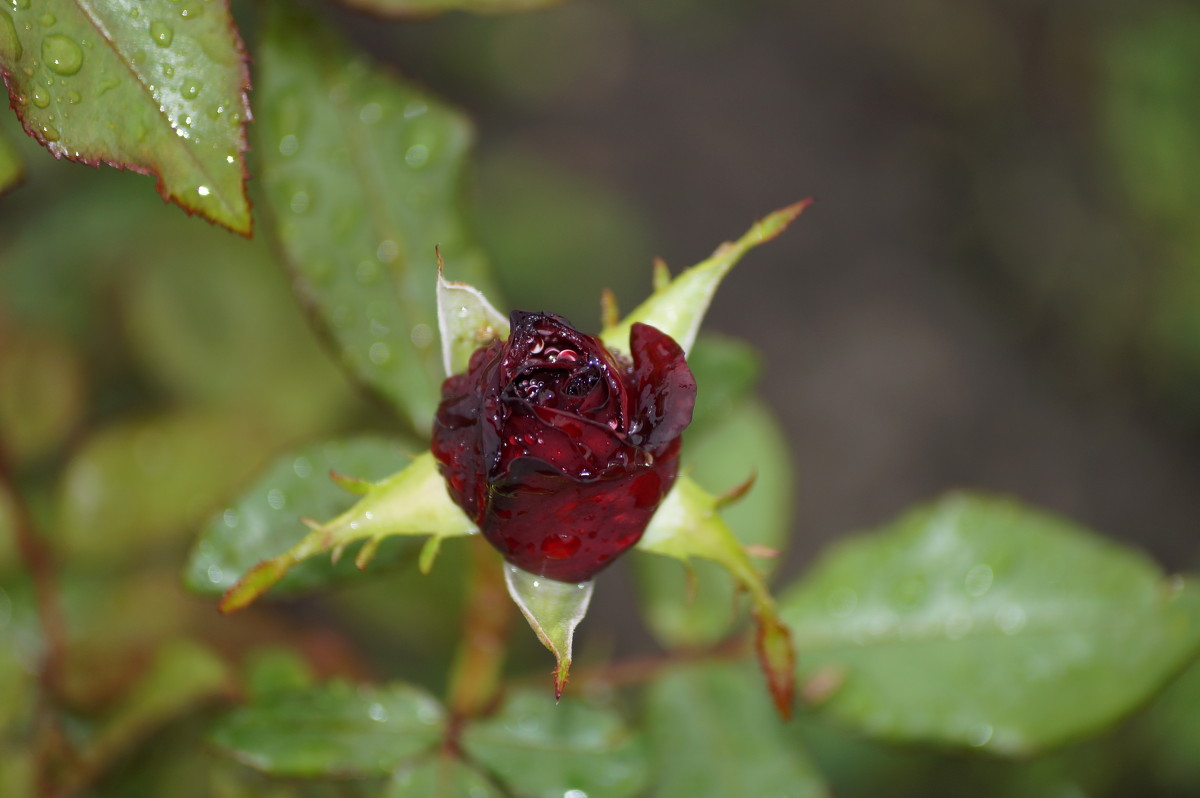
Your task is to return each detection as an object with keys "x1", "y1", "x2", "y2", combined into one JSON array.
[
  {"x1": 404, "y1": 144, "x2": 429, "y2": 168},
  {"x1": 31, "y1": 85, "x2": 49, "y2": 107},
  {"x1": 149, "y1": 20, "x2": 173, "y2": 47},
  {"x1": 963, "y1": 563, "x2": 994, "y2": 597},
  {"x1": 40, "y1": 123, "x2": 59, "y2": 141},
  {"x1": 181, "y1": 78, "x2": 202, "y2": 99},
  {"x1": 368, "y1": 342, "x2": 391, "y2": 365},
  {"x1": 277, "y1": 134, "x2": 298, "y2": 156},
  {"x1": 42, "y1": 33, "x2": 82, "y2": 75}
]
